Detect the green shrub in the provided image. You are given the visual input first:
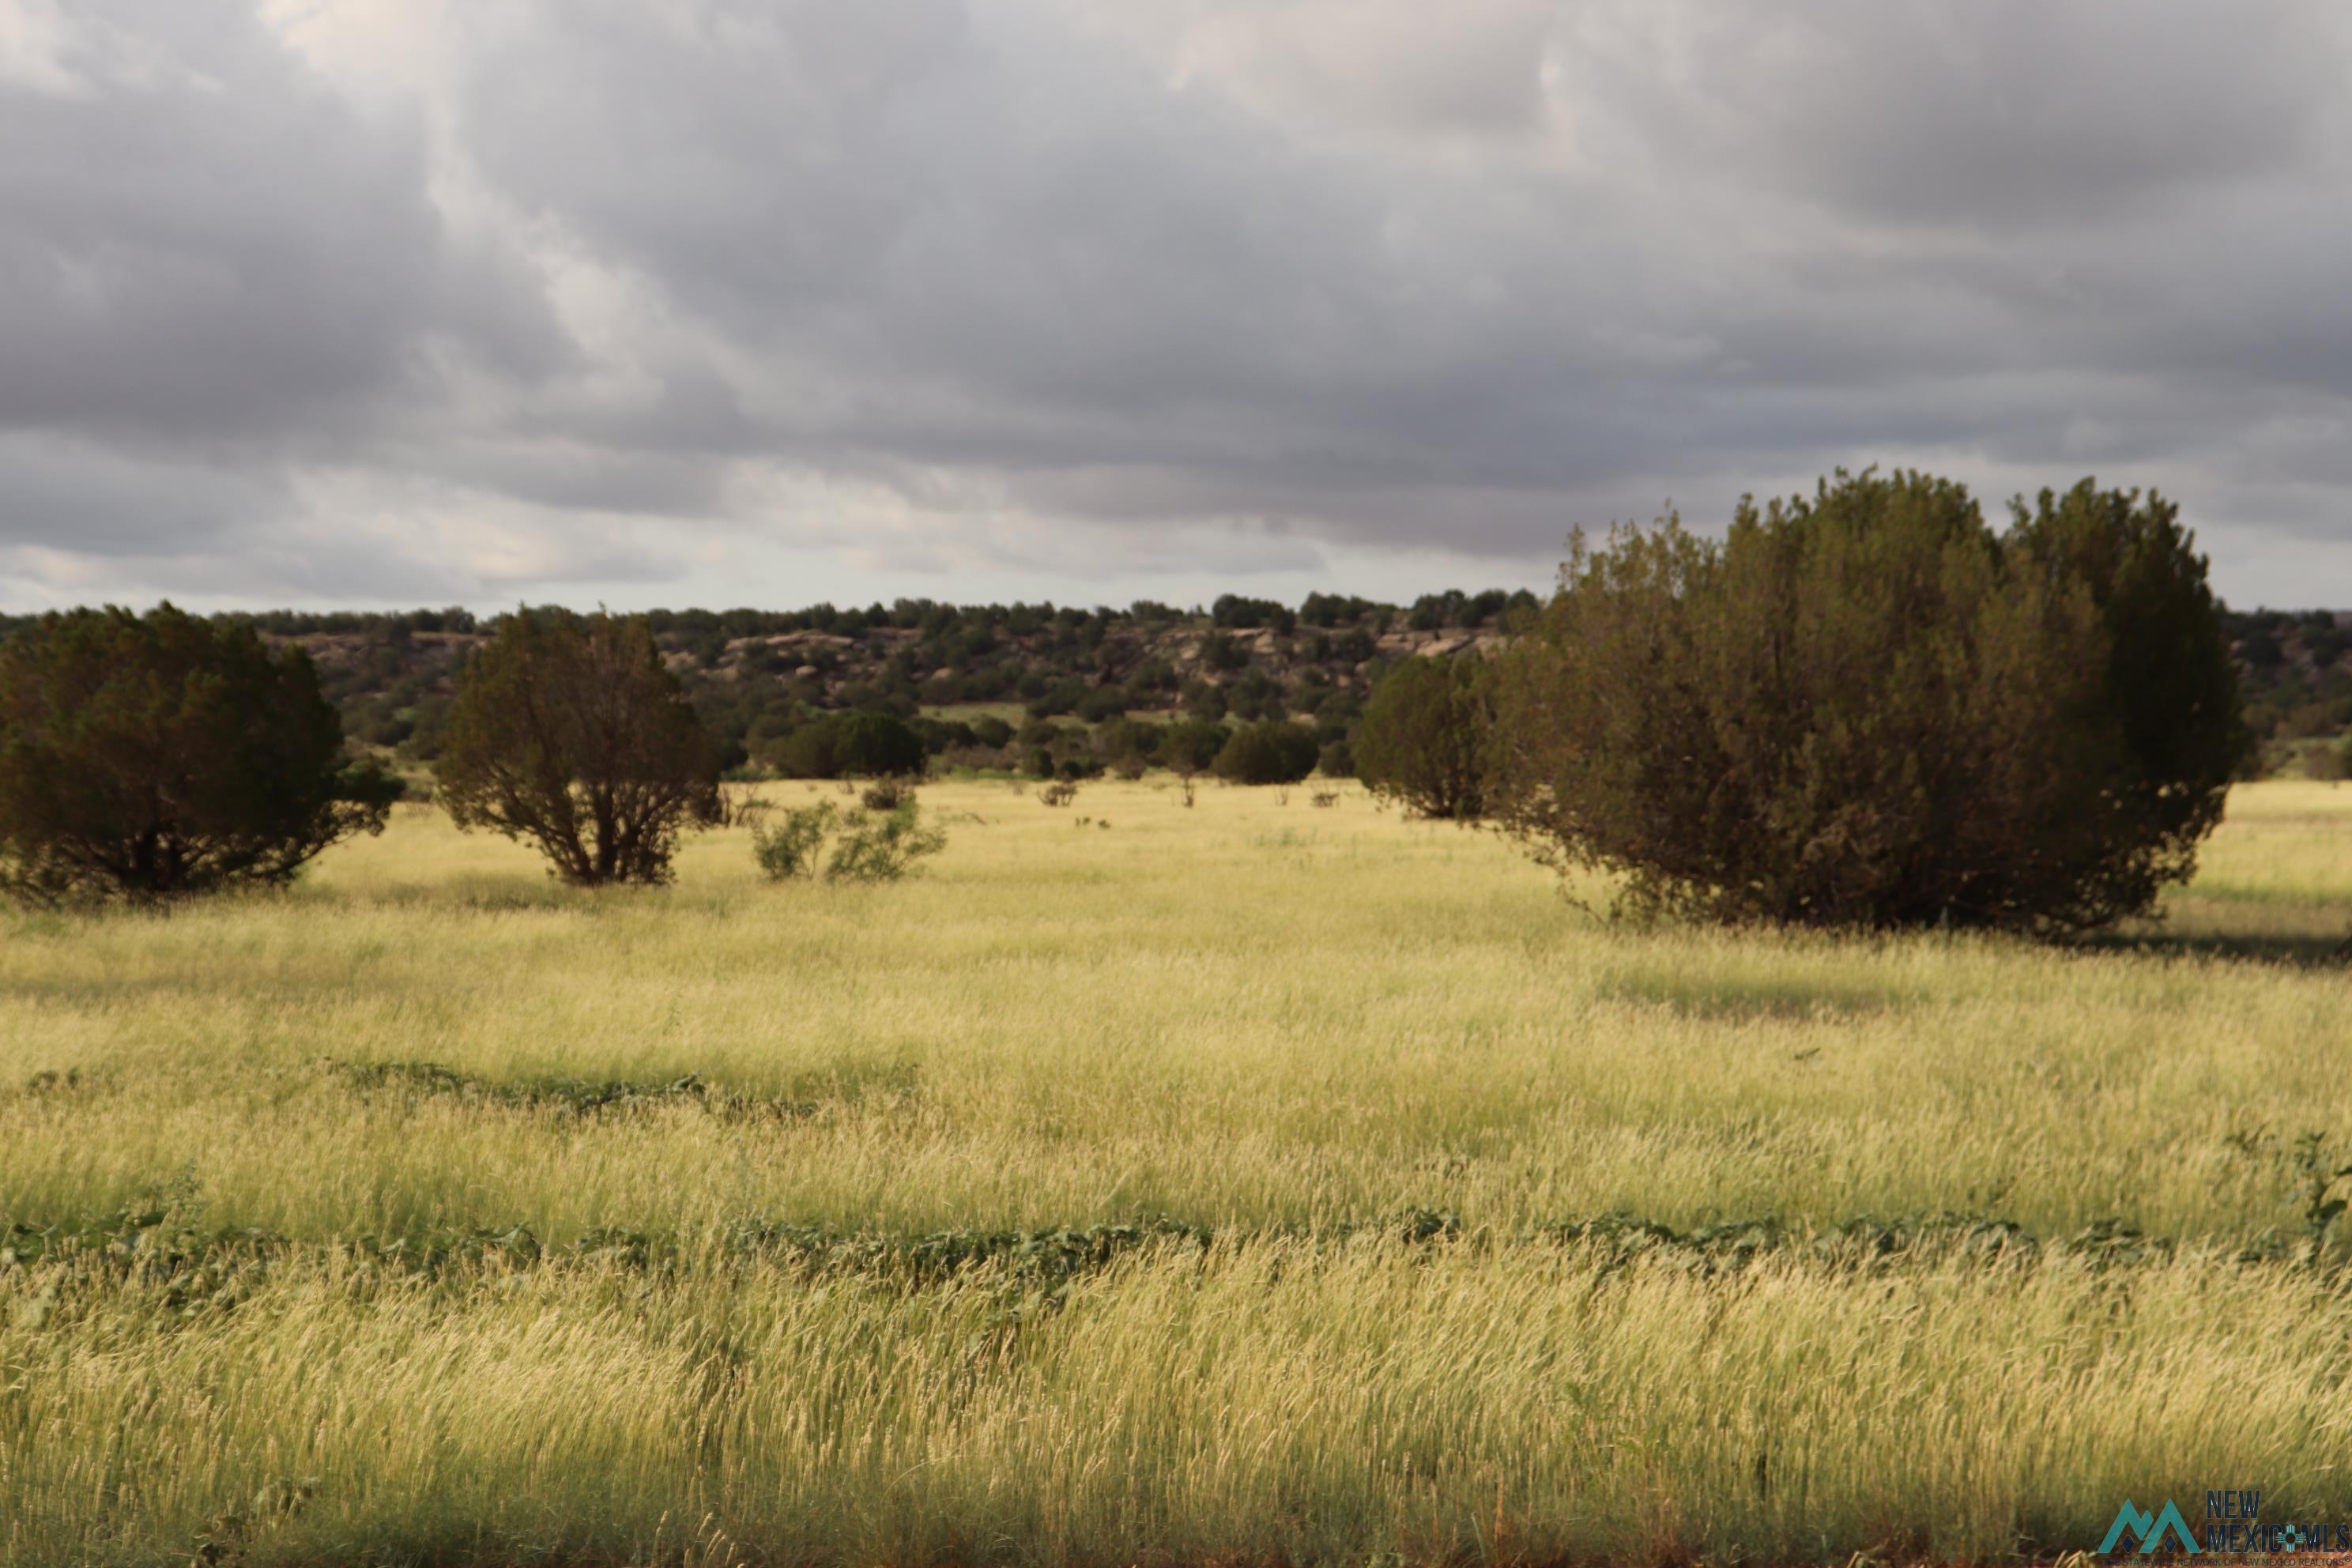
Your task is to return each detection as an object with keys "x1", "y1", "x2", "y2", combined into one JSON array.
[
  {"x1": 1159, "y1": 718, "x2": 1231, "y2": 775},
  {"x1": 1355, "y1": 655, "x2": 1490, "y2": 819},
  {"x1": 1024, "y1": 678, "x2": 1089, "y2": 718},
  {"x1": 753, "y1": 800, "x2": 945, "y2": 883},
  {"x1": 769, "y1": 711, "x2": 927, "y2": 779},
  {"x1": 836, "y1": 712, "x2": 923, "y2": 775},
  {"x1": 1182, "y1": 682, "x2": 1228, "y2": 722},
  {"x1": 751, "y1": 802, "x2": 836, "y2": 880},
  {"x1": 1490, "y1": 470, "x2": 2252, "y2": 933},
  {"x1": 826, "y1": 803, "x2": 947, "y2": 883},
  {"x1": 1097, "y1": 718, "x2": 1163, "y2": 764},
  {"x1": 860, "y1": 776, "x2": 914, "y2": 810},
  {"x1": 0, "y1": 604, "x2": 399, "y2": 904},
  {"x1": 1214, "y1": 721, "x2": 1319, "y2": 786},
  {"x1": 1074, "y1": 686, "x2": 1130, "y2": 723}
]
